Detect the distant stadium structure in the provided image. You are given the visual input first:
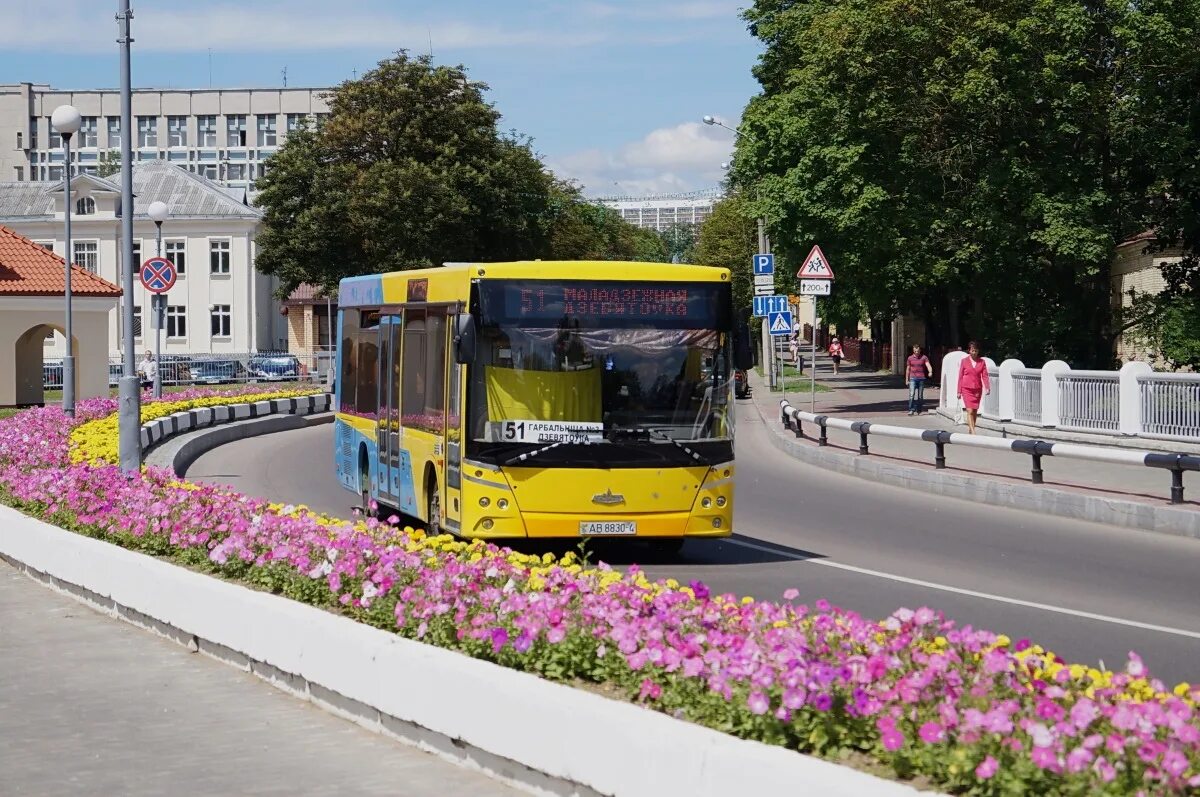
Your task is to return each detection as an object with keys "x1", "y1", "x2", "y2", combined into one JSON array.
[{"x1": 594, "y1": 189, "x2": 722, "y2": 231}]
